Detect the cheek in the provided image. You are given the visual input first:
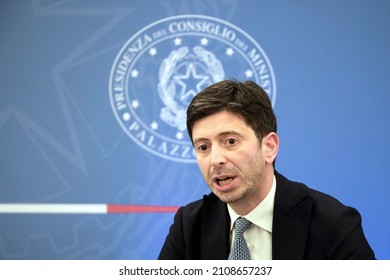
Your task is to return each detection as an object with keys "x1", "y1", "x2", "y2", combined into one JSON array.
[
  {"x1": 234, "y1": 148, "x2": 261, "y2": 163},
  {"x1": 196, "y1": 157, "x2": 210, "y2": 175},
  {"x1": 235, "y1": 149, "x2": 264, "y2": 171},
  {"x1": 246, "y1": 143, "x2": 263, "y2": 159}
]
